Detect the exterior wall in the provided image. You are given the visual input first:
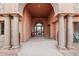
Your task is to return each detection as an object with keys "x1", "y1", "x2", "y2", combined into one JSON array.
[
  {"x1": 22, "y1": 9, "x2": 32, "y2": 42},
  {"x1": 0, "y1": 3, "x2": 79, "y2": 15},
  {"x1": 0, "y1": 3, "x2": 79, "y2": 46},
  {"x1": 58, "y1": 3, "x2": 74, "y2": 13},
  {"x1": 0, "y1": 3, "x2": 19, "y2": 14},
  {"x1": 48, "y1": 10, "x2": 58, "y2": 39}
]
